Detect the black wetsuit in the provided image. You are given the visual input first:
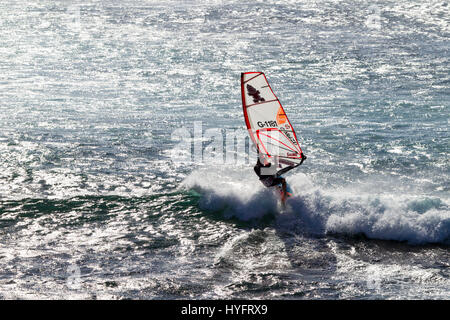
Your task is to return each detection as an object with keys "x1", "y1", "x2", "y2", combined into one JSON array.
[
  {"x1": 253, "y1": 158, "x2": 285, "y2": 188},
  {"x1": 254, "y1": 153, "x2": 307, "y2": 188}
]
